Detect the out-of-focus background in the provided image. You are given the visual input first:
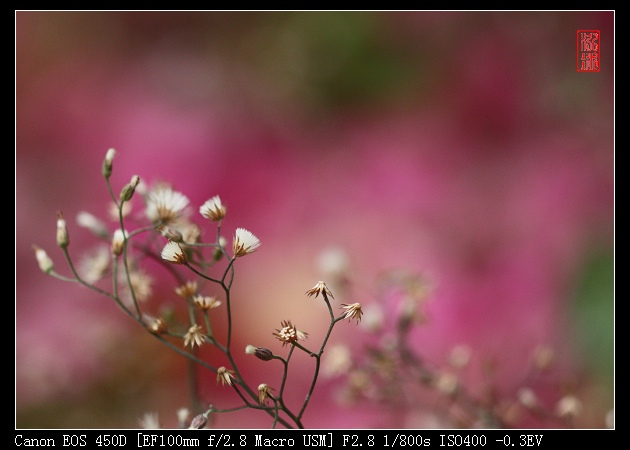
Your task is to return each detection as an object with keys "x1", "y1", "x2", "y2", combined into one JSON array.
[{"x1": 16, "y1": 11, "x2": 613, "y2": 429}]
